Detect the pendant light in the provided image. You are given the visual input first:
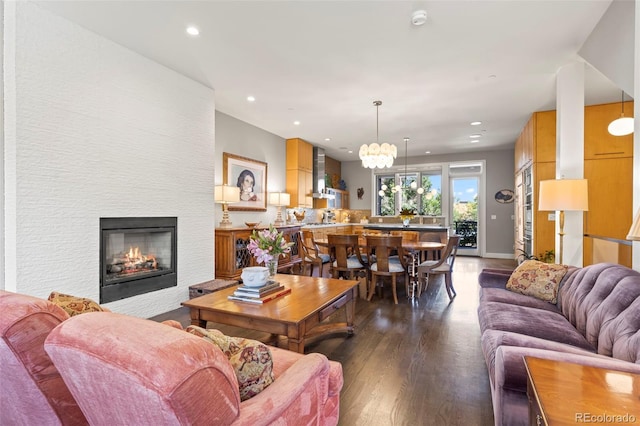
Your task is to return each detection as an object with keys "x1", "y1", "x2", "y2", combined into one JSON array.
[
  {"x1": 608, "y1": 91, "x2": 634, "y2": 136},
  {"x1": 359, "y1": 100, "x2": 397, "y2": 169}
]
